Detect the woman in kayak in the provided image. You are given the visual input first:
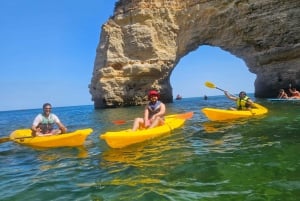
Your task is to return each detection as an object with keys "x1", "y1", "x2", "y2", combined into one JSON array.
[
  {"x1": 31, "y1": 103, "x2": 67, "y2": 136},
  {"x1": 132, "y1": 90, "x2": 166, "y2": 131},
  {"x1": 277, "y1": 89, "x2": 289, "y2": 99},
  {"x1": 224, "y1": 91, "x2": 255, "y2": 110}
]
